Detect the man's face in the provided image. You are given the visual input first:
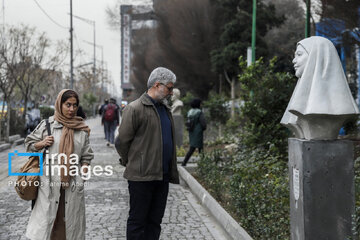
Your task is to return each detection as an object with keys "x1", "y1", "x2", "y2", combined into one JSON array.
[
  {"x1": 292, "y1": 44, "x2": 308, "y2": 78},
  {"x1": 155, "y1": 82, "x2": 174, "y2": 101}
]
